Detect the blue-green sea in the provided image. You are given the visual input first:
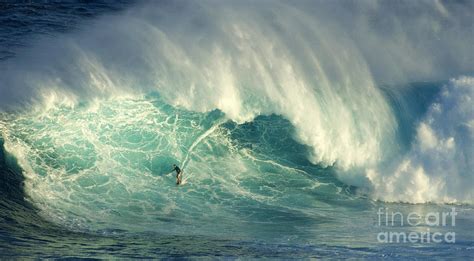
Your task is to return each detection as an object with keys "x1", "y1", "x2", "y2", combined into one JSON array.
[{"x1": 0, "y1": 0, "x2": 473, "y2": 259}]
